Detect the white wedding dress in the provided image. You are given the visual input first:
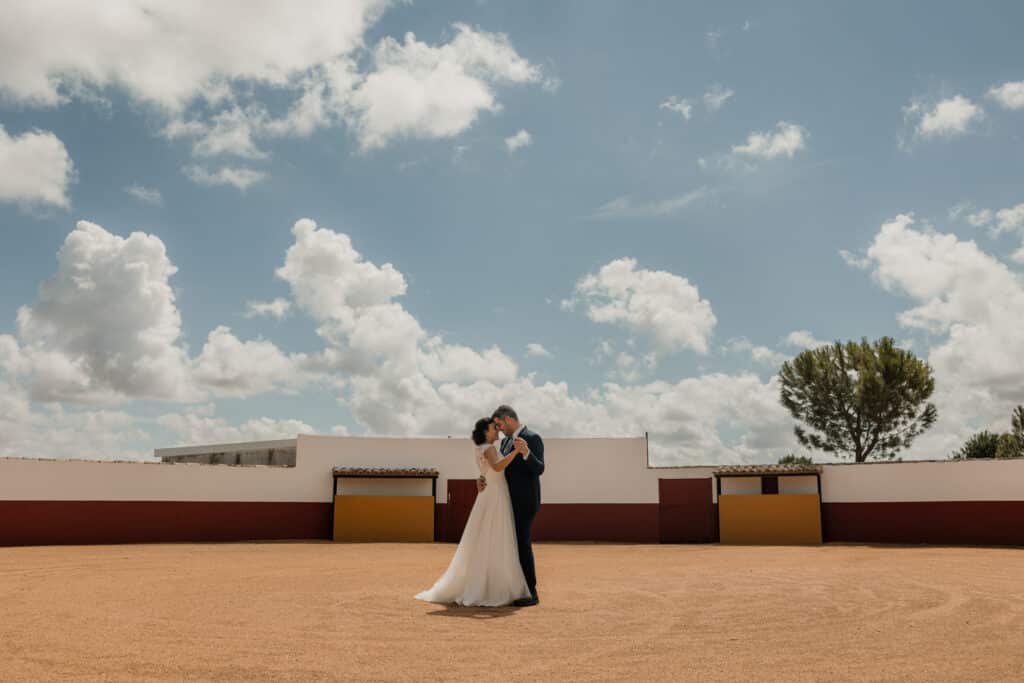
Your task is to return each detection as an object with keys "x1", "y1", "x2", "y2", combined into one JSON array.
[{"x1": 415, "y1": 442, "x2": 531, "y2": 607}]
